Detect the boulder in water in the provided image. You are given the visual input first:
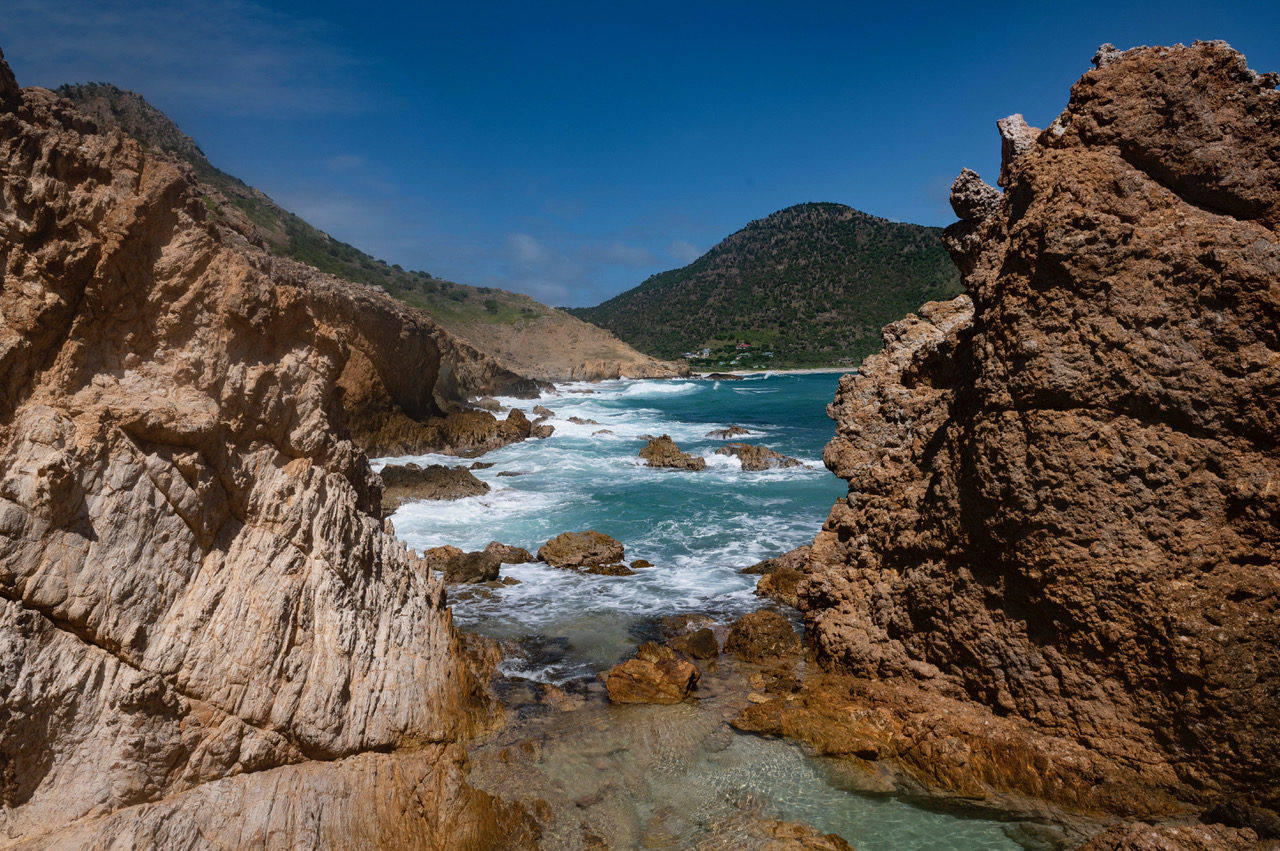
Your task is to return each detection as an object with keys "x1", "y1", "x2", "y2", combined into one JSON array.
[
  {"x1": 668, "y1": 628, "x2": 719, "y2": 660},
  {"x1": 706, "y1": 425, "x2": 751, "y2": 439},
  {"x1": 602, "y1": 642, "x2": 700, "y2": 704},
  {"x1": 426, "y1": 546, "x2": 501, "y2": 584},
  {"x1": 538, "y1": 531, "x2": 625, "y2": 568},
  {"x1": 714, "y1": 443, "x2": 802, "y2": 471},
  {"x1": 378, "y1": 463, "x2": 489, "y2": 514},
  {"x1": 638, "y1": 435, "x2": 706, "y2": 471},
  {"x1": 483, "y1": 542, "x2": 534, "y2": 564},
  {"x1": 584, "y1": 562, "x2": 635, "y2": 576}
]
